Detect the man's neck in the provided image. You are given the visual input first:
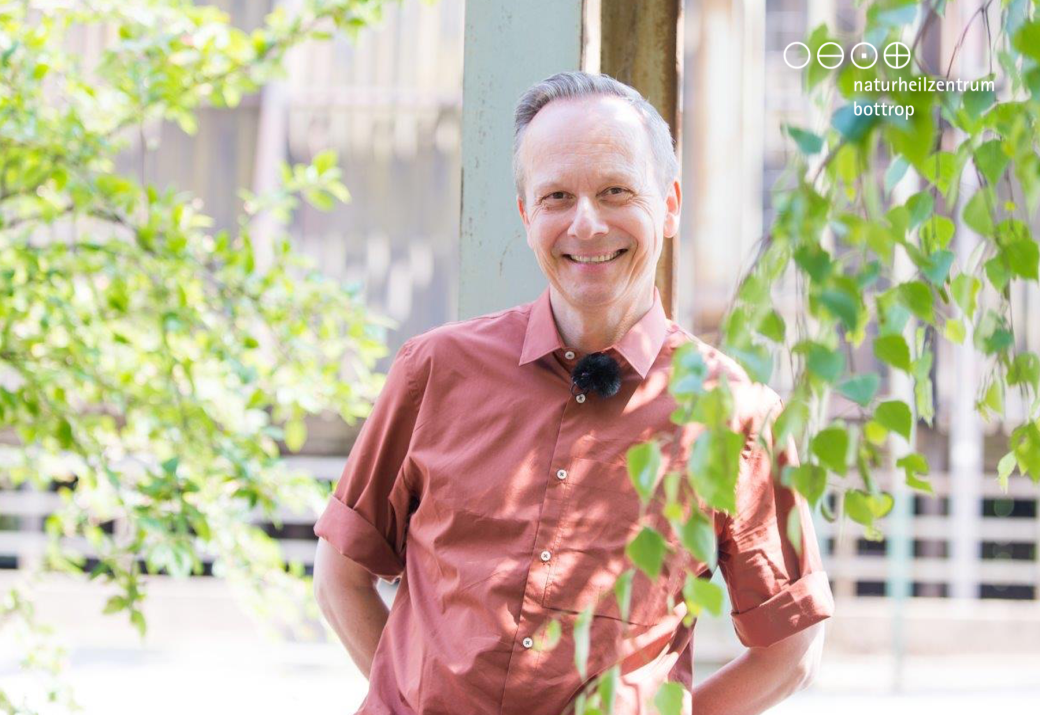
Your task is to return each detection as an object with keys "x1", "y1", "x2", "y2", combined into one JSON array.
[{"x1": 549, "y1": 286, "x2": 655, "y2": 355}]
